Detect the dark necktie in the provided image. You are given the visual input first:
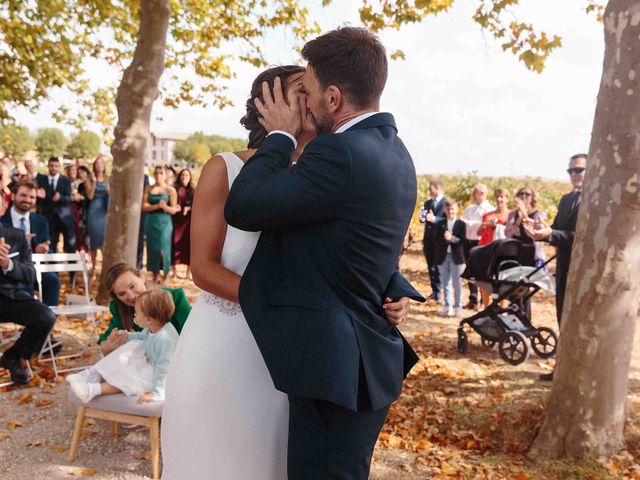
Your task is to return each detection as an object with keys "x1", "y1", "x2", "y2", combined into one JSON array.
[
  {"x1": 50, "y1": 177, "x2": 55, "y2": 191},
  {"x1": 19, "y1": 217, "x2": 27, "y2": 235},
  {"x1": 571, "y1": 190, "x2": 581, "y2": 211}
]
